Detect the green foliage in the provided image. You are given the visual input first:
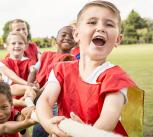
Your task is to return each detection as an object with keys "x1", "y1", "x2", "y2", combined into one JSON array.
[
  {"x1": 0, "y1": 37, "x2": 4, "y2": 49},
  {"x1": 126, "y1": 10, "x2": 147, "y2": 29},
  {"x1": 122, "y1": 10, "x2": 153, "y2": 44},
  {"x1": 32, "y1": 37, "x2": 54, "y2": 48},
  {"x1": 2, "y1": 20, "x2": 10, "y2": 43}
]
